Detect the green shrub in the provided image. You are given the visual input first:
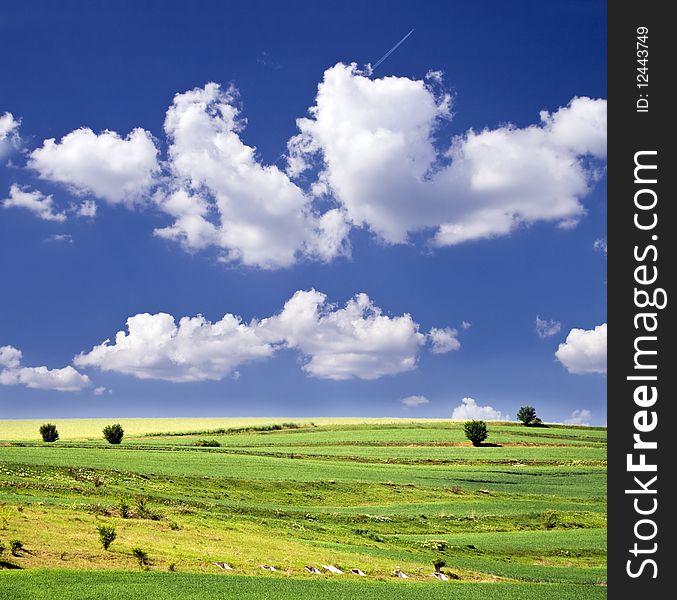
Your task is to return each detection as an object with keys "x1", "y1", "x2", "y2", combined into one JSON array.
[
  {"x1": 102, "y1": 423, "x2": 124, "y2": 444},
  {"x1": 135, "y1": 497, "x2": 161, "y2": 520},
  {"x1": 433, "y1": 558, "x2": 446, "y2": 572},
  {"x1": 543, "y1": 509, "x2": 559, "y2": 529},
  {"x1": 0, "y1": 541, "x2": 5, "y2": 555},
  {"x1": 0, "y1": 504, "x2": 12, "y2": 529},
  {"x1": 195, "y1": 439, "x2": 221, "y2": 447},
  {"x1": 517, "y1": 406, "x2": 542, "y2": 426},
  {"x1": 10, "y1": 539, "x2": 23, "y2": 556},
  {"x1": 132, "y1": 547, "x2": 149, "y2": 567},
  {"x1": 39, "y1": 423, "x2": 59, "y2": 442},
  {"x1": 96, "y1": 523, "x2": 117, "y2": 550},
  {"x1": 463, "y1": 420, "x2": 488, "y2": 446},
  {"x1": 167, "y1": 561, "x2": 176, "y2": 572},
  {"x1": 119, "y1": 498, "x2": 130, "y2": 518}
]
